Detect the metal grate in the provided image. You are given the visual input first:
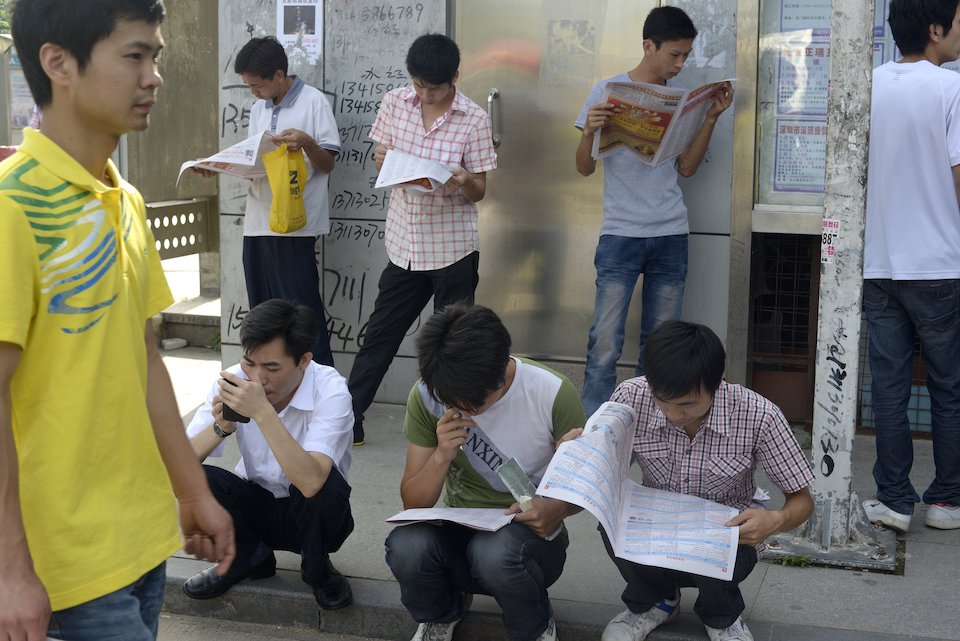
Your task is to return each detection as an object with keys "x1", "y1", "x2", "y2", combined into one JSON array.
[
  {"x1": 146, "y1": 198, "x2": 215, "y2": 260},
  {"x1": 748, "y1": 234, "x2": 819, "y2": 424},
  {"x1": 750, "y1": 234, "x2": 818, "y2": 362}
]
